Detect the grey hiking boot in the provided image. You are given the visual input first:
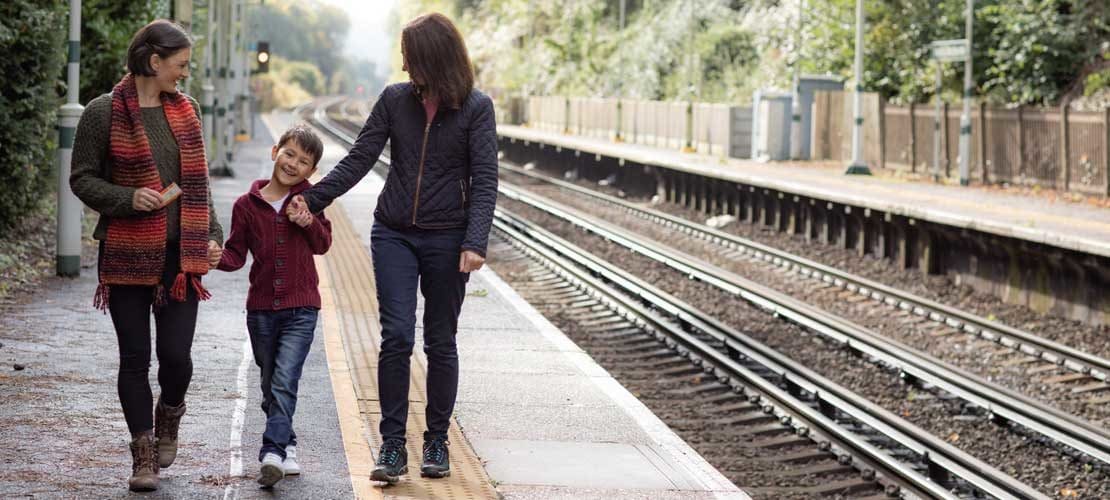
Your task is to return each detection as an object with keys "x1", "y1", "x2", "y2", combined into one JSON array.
[
  {"x1": 420, "y1": 436, "x2": 450, "y2": 478},
  {"x1": 154, "y1": 399, "x2": 186, "y2": 468},
  {"x1": 370, "y1": 439, "x2": 407, "y2": 484},
  {"x1": 128, "y1": 432, "x2": 159, "y2": 492}
]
